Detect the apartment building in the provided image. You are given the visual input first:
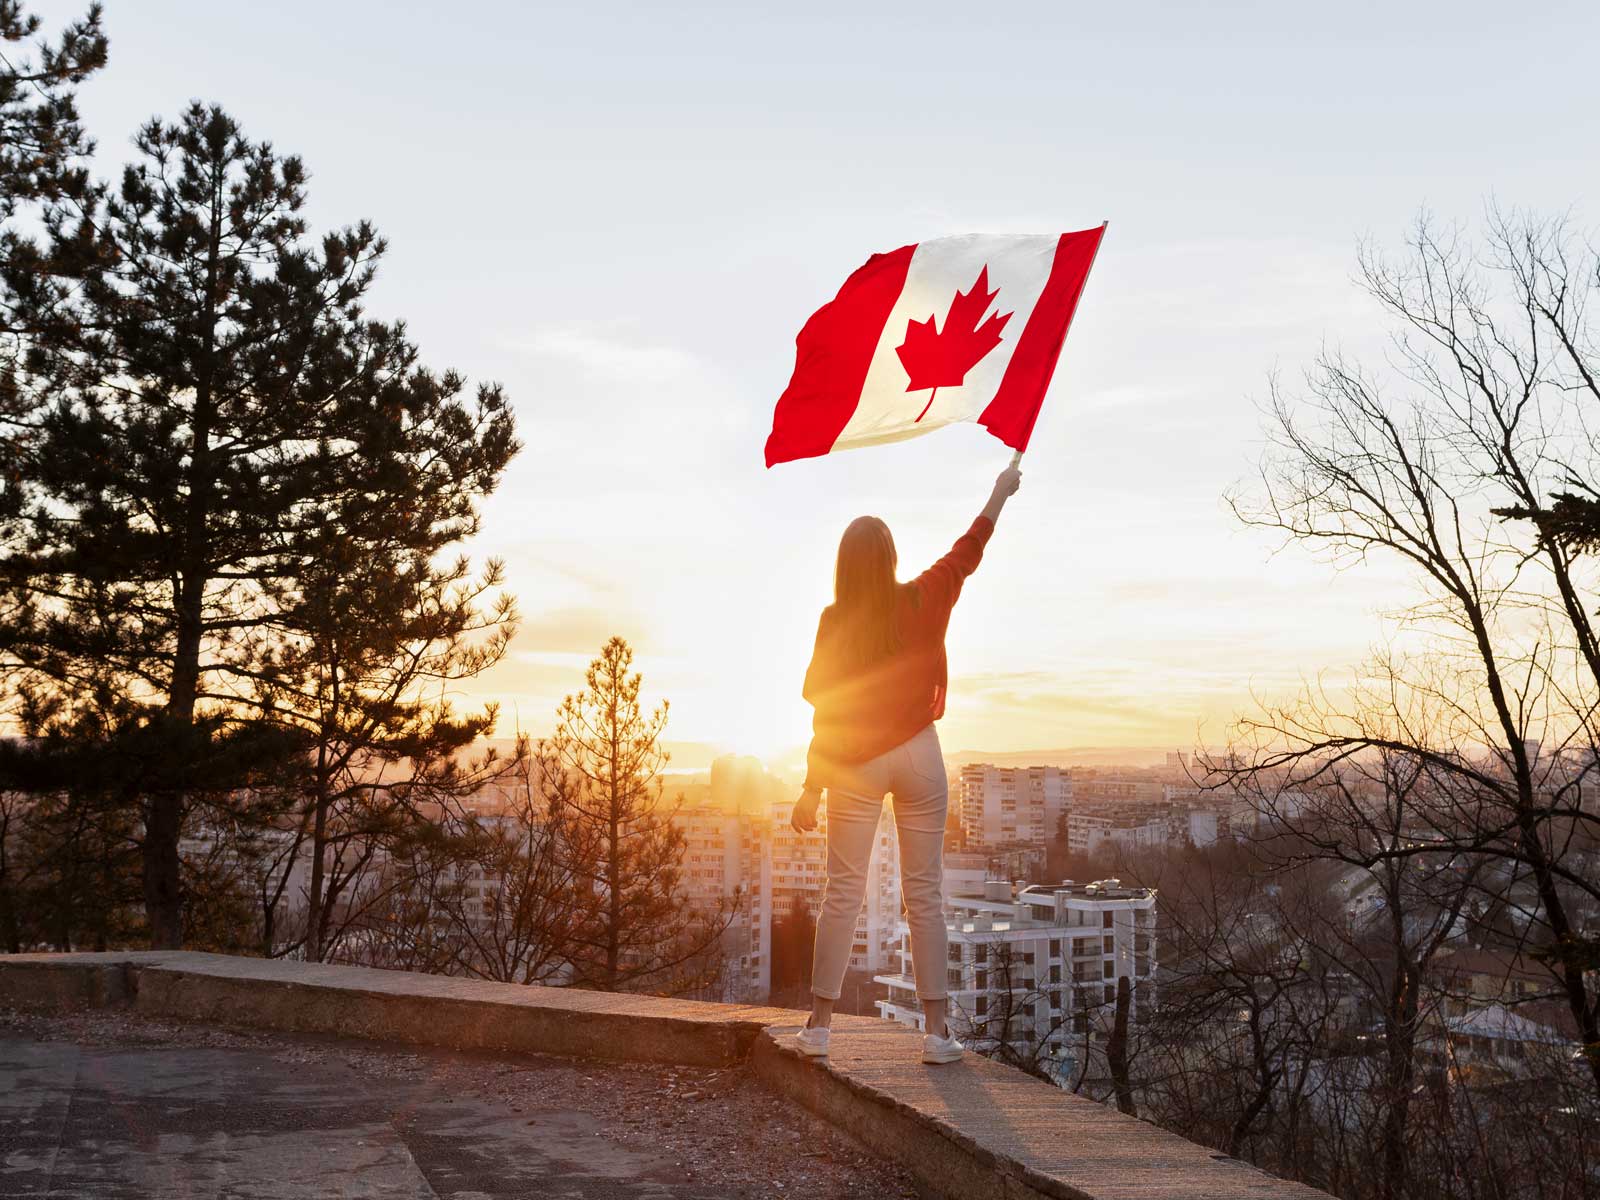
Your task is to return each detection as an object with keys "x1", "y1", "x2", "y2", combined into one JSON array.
[
  {"x1": 941, "y1": 851, "x2": 989, "y2": 903},
  {"x1": 1066, "y1": 811, "x2": 1169, "y2": 855},
  {"x1": 678, "y1": 803, "x2": 772, "y2": 1001},
  {"x1": 875, "y1": 878, "x2": 1157, "y2": 1071},
  {"x1": 1071, "y1": 775, "x2": 1164, "y2": 809},
  {"x1": 959, "y1": 765, "x2": 1071, "y2": 847}
]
